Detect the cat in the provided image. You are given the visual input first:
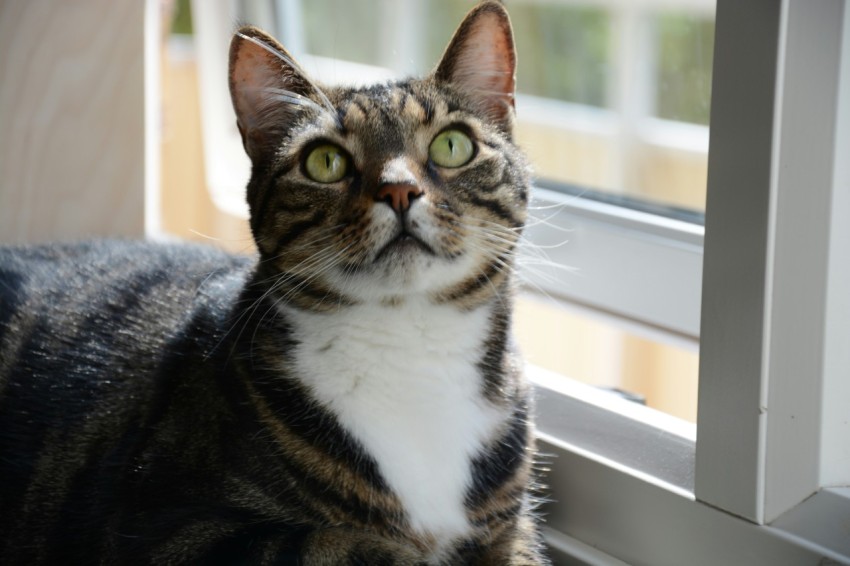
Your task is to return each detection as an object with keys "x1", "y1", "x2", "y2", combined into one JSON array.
[{"x1": 0, "y1": 2, "x2": 548, "y2": 564}]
